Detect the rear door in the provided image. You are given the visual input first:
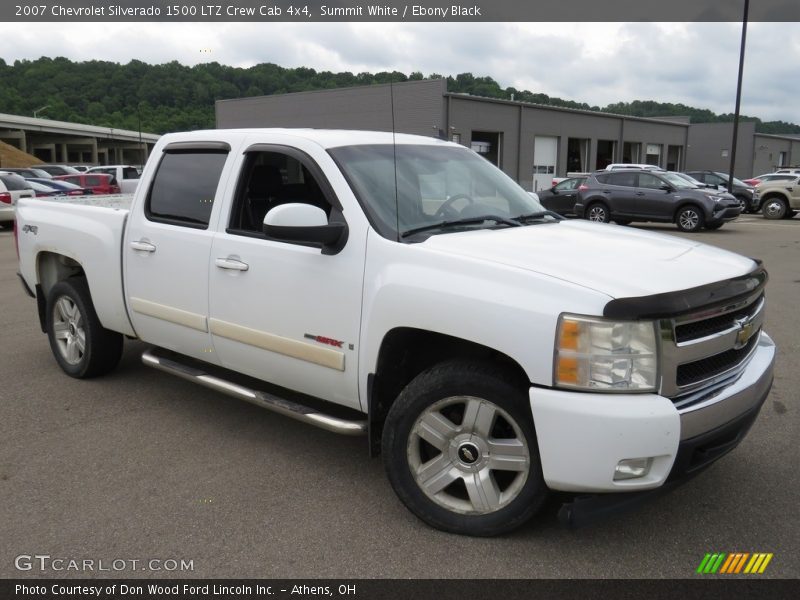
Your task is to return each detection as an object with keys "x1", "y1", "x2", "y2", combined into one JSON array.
[
  {"x1": 124, "y1": 141, "x2": 233, "y2": 363},
  {"x1": 598, "y1": 171, "x2": 638, "y2": 215}
]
